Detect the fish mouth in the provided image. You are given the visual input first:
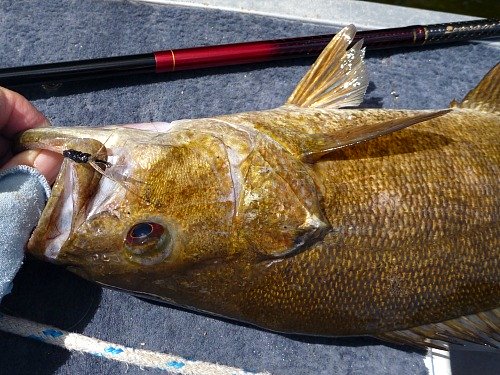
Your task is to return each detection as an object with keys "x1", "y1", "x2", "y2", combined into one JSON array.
[
  {"x1": 28, "y1": 158, "x2": 100, "y2": 261},
  {"x1": 18, "y1": 127, "x2": 110, "y2": 262}
]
